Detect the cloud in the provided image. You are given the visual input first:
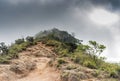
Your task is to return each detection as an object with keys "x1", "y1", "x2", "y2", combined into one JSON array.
[
  {"x1": 91, "y1": 0, "x2": 120, "y2": 10},
  {"x1": 0, "y1": 0, "x2": 114, "y2": 43},
  {"x1": 0, "y1": 0, "x2": 119, "y2": 25},
  {"x1": 0, "y1": 0, "x2": 118, "y2": 39},
  {"x1": 0, "y1": 0, "x2": 120, "y2": 62},
  {"x1": 0, "y1": 0, "x2": 74, "y2": 24}
]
